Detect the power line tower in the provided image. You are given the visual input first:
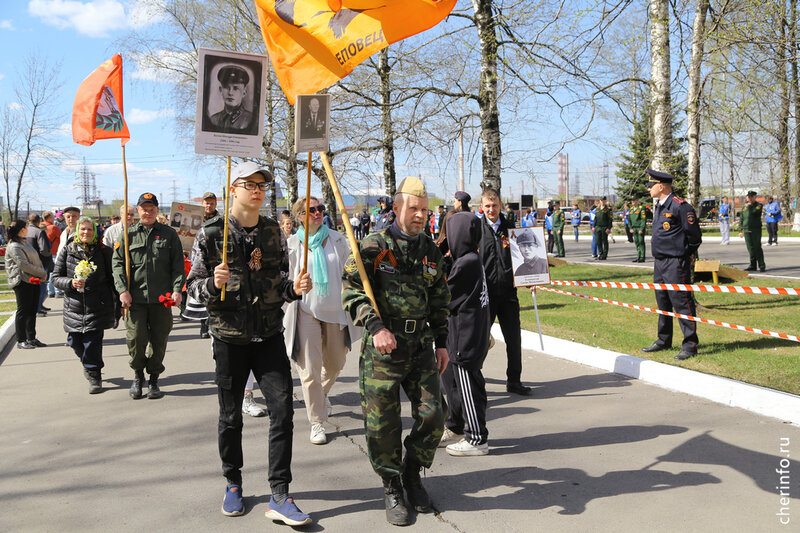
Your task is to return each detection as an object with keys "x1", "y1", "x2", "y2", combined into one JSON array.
[
  {"x1": 74, "y1": 160, "x2": 99, "y2": 207},
  {"x1": 186, "y1": 184, "x2": 192, "y2": 201},
  {"x1": 171, "y1": 180, "x2": 179, "y2": 206},
  {"x1": 602, "y1": 161, "x2": 610, "y2": 198}
]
